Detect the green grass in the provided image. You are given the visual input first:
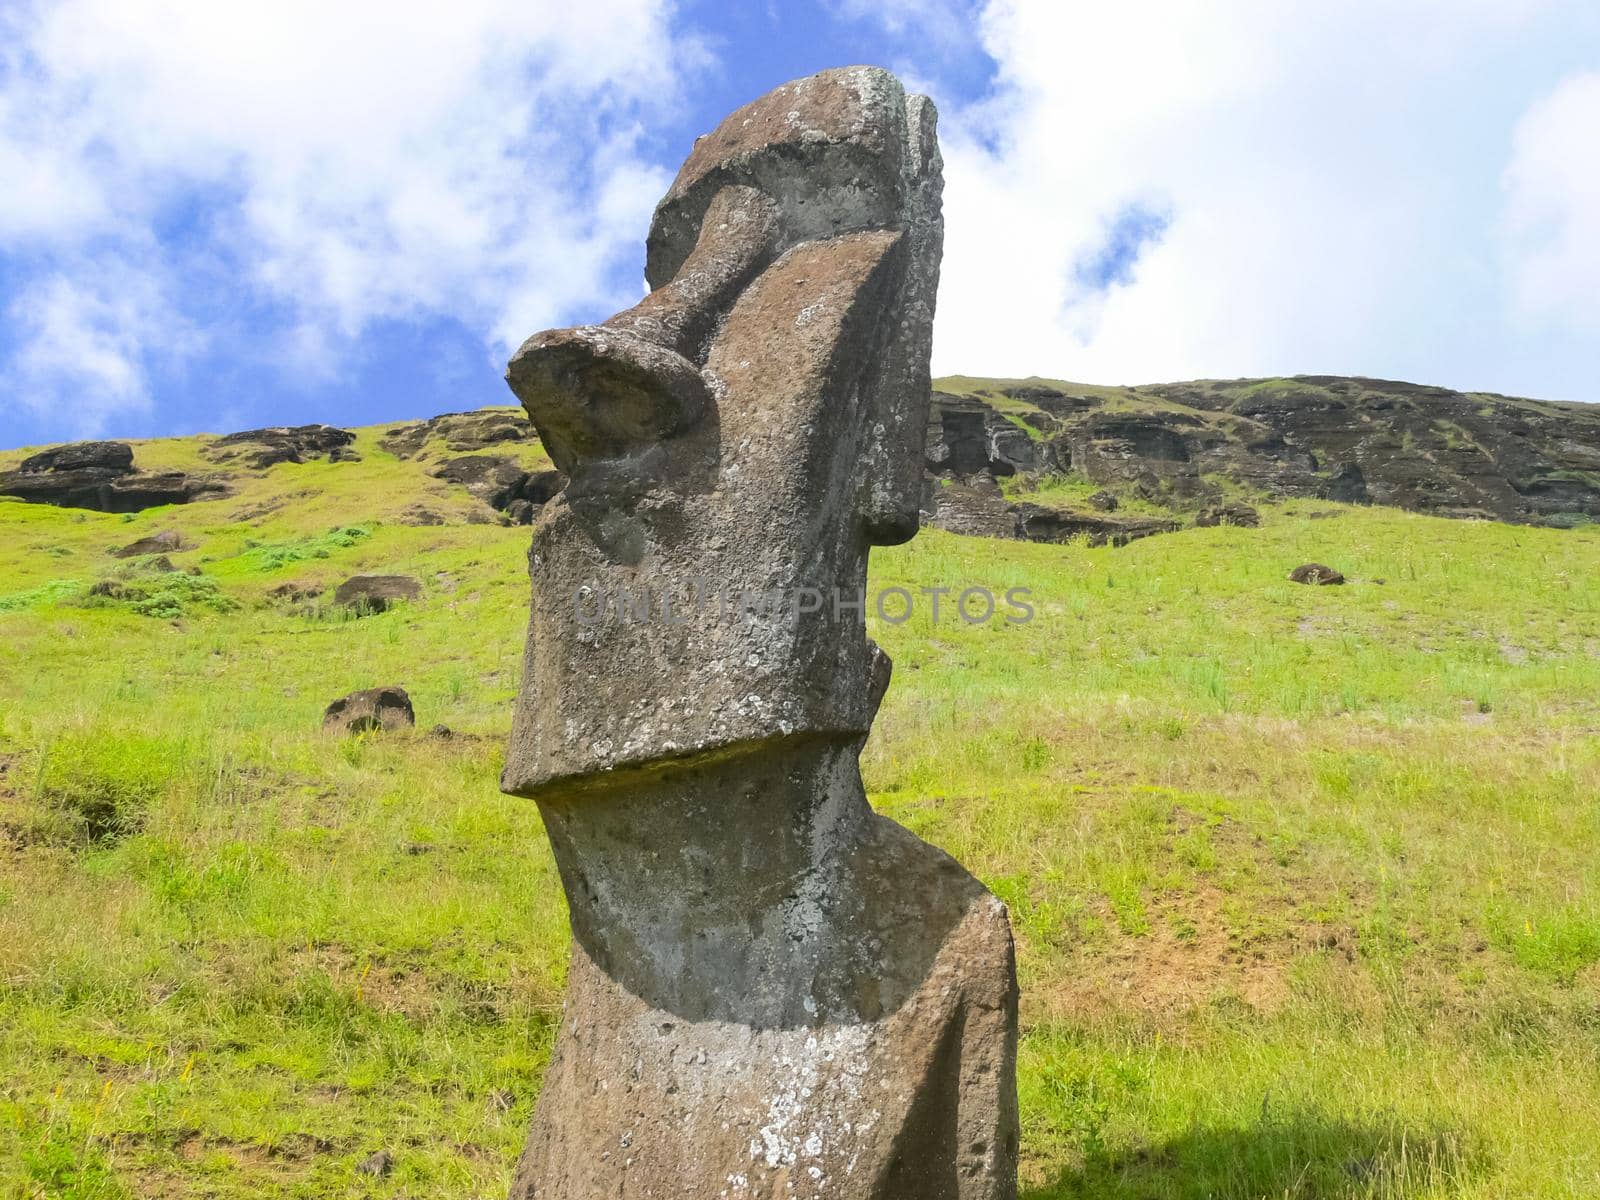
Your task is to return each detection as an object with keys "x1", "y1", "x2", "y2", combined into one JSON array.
[{"x1": 2, "y1": 415, "x2": 1598, "y2": 1196}]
